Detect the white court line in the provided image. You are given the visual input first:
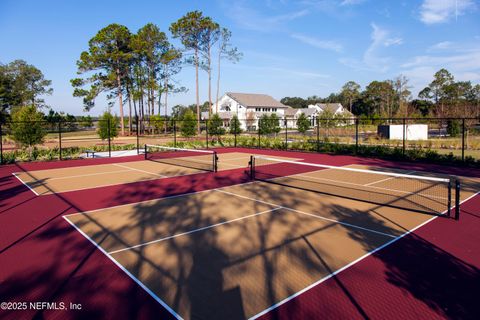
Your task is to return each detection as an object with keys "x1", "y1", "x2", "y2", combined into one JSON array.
[
  {"x1": 248, "y1": 190, "x2": 480, "y2": 320},
  {"x1": 62, "y1": 216, "x2": 184, "y2": 320},
  {"x1": 363, "y1": 171, "x2": 416, "y2": 186},
  {"x1": 215, "y1": 189, "x2": 396, "y2": 239},
  {"x1": 108, "y1": 207, "x2": 283, "y2": 255},
  {"x1": 63, "y1": 181, "x2": 256, "y2": 217},
  {"x1": 113, "y1": 163, "x2": 168, "y2": 178},
  {"x1": 12, "y1": 172, "x2": 39, "y2": 196},
  {"x1": 46, "y1": 169, "x2": 134, "y2": 181},
  {"x1": 290, "y1": 173, "x2": 449, "y2": 201},
  {"x1": 34, "y1": 165, "x2": 217, "y2": 196}
]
